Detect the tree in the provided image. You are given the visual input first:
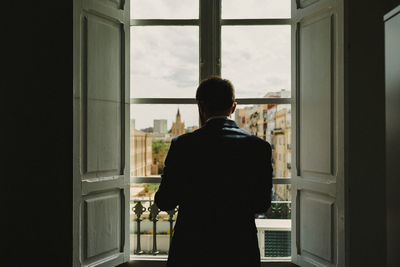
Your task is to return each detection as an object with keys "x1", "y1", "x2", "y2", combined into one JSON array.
[{"x1": 152, "y1": 140, "x2": 169, "y2": 171}]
